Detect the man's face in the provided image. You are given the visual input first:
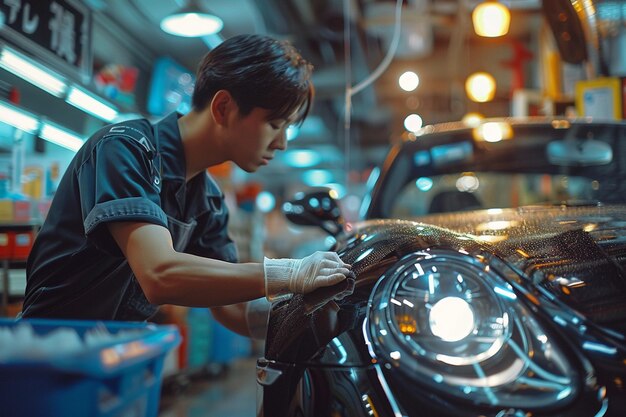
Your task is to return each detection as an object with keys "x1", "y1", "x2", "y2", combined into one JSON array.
[{"x1": 229, "y1": 107, "x2": 296, "y2": 173}]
